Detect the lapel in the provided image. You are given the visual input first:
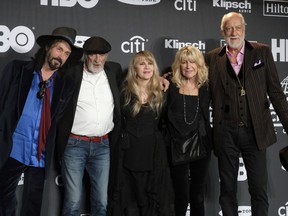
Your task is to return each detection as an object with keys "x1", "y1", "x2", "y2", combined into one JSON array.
[
  {"x1": 216, "y1": 46, "x2": 228, "y2": 90},
  {"x1": 243, "y1": 40, "x2": 255, "y2": 81},
  {"x1": 216, "y1": 40, "x2": 256, "y2": 91},
  {"x1": 104, "y1": 63, "x2": 120, "y2": 115},
  {"x1": 18, "y1": 62, "x2": 35, "y2": 114},
  {"x1": 50, "y1": 74, "x2": 61, "y2": 118},
  {"x1": 72, "y1": 63, "x2": 85, "y2": 115}
]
